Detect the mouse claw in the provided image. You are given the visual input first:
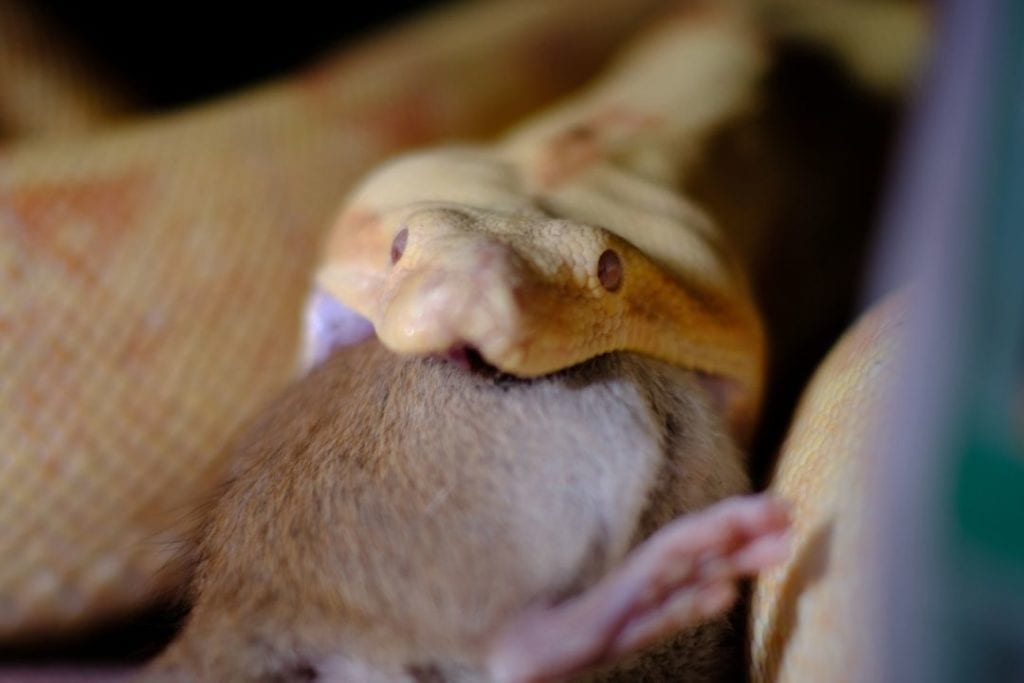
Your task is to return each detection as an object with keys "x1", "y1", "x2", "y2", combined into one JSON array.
[{"x1": 487, "y1": 494, "x2": 791, "y2": 683}]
